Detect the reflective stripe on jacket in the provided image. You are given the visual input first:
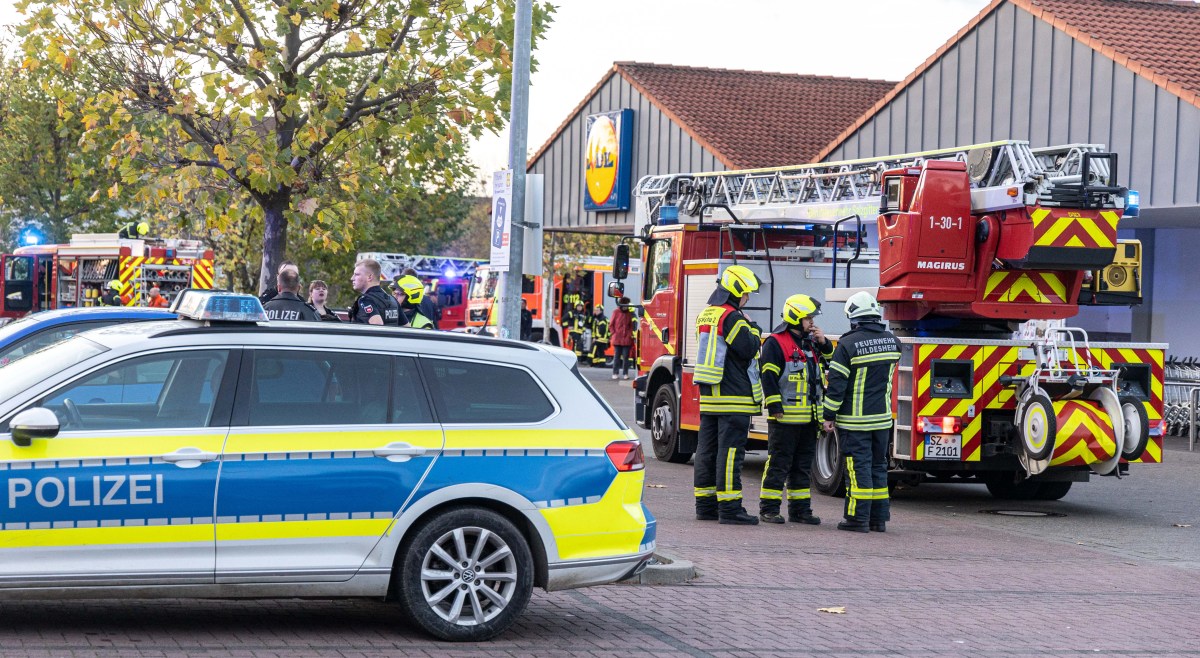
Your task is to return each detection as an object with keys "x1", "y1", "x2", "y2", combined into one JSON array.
[{"x1": 822, "y1": 322, "x2": 901, "y2": 430}]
